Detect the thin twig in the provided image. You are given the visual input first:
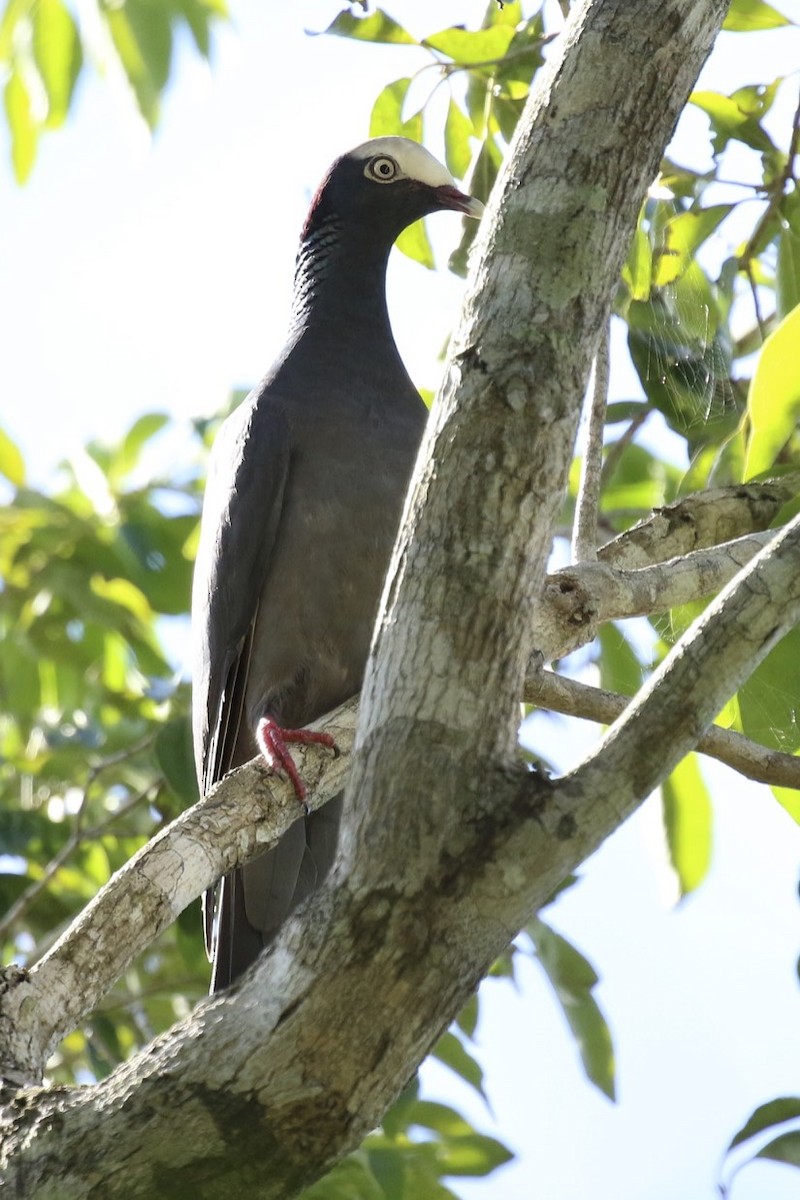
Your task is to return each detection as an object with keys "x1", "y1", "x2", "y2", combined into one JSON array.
[
  {"x1": 526, "y1": 668, "x2": 800, "y2": 790},
  {"x1": 571, "y1": 320, "x2": 610, "y2": 563},
  {"x1": 737, "y1": 84, "x2": 800, "y2": 342},
  {"x1": 600, "y1": 404, "x2": 650, "y2": 487},
  {"x1": 744, "y1": 258, "x2": 767, "y2": 342}
]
